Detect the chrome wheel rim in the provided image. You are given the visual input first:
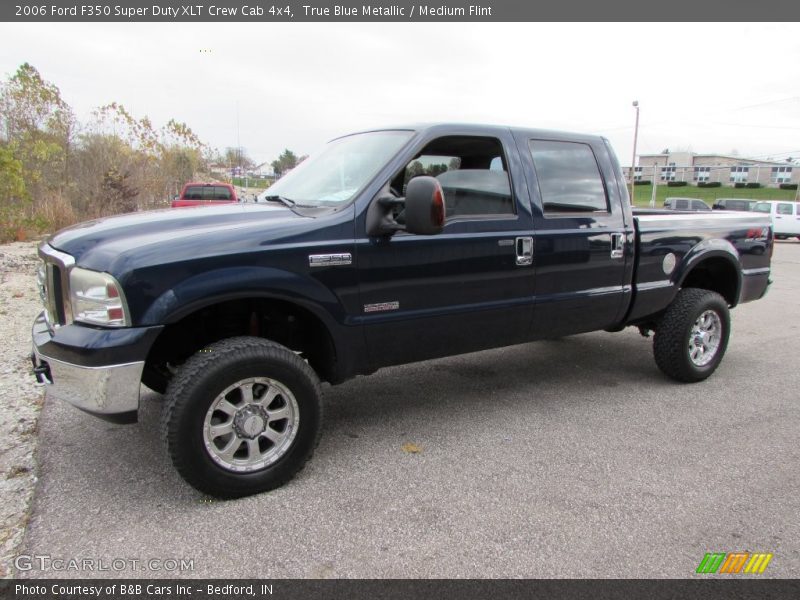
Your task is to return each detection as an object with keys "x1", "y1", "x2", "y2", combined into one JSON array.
[
  {"x1": 203, "y1": 377, "x2": 300, "y2": 473},
  {"x1": 688, "y1": 310, "x2": 722, "y2": 367}
]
